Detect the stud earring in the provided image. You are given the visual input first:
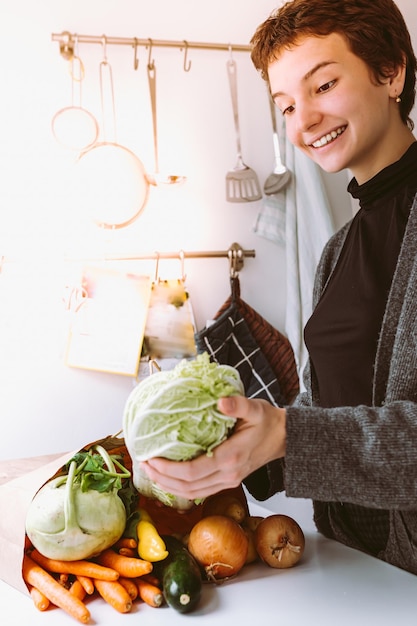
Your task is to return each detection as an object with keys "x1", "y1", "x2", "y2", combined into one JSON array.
[{"x1": 396, "y1": 95, "x2": 402, "y2": 103}]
